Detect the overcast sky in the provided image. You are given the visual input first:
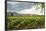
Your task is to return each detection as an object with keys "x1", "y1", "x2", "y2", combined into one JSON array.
[
  {"x1": 7, "y1": 1, "x2": 34, "y2": 12},
  {"x1": 7, "y1": 1, "x2": 44, "y2": 15},
  {"x1": 7, "y1": 0, "x2": 44, "y2": 2}
]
